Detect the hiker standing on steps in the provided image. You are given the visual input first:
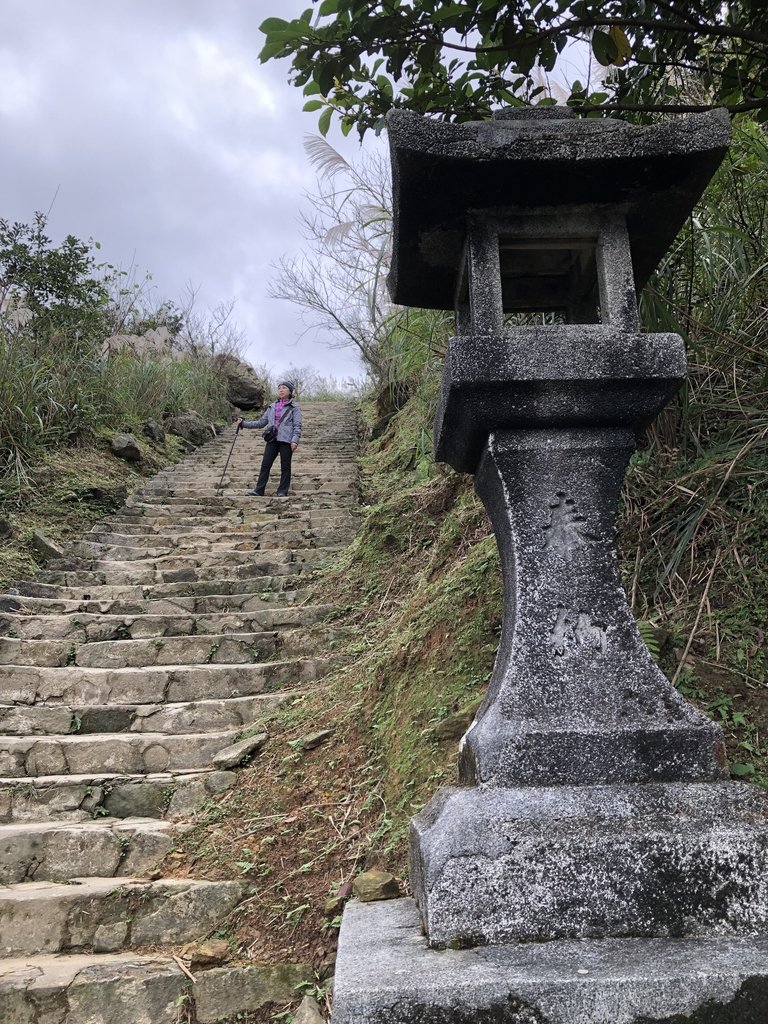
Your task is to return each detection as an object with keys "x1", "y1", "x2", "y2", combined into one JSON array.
[{"x1": 236, "y1": 381, "x2": 302, "y2": 497}]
